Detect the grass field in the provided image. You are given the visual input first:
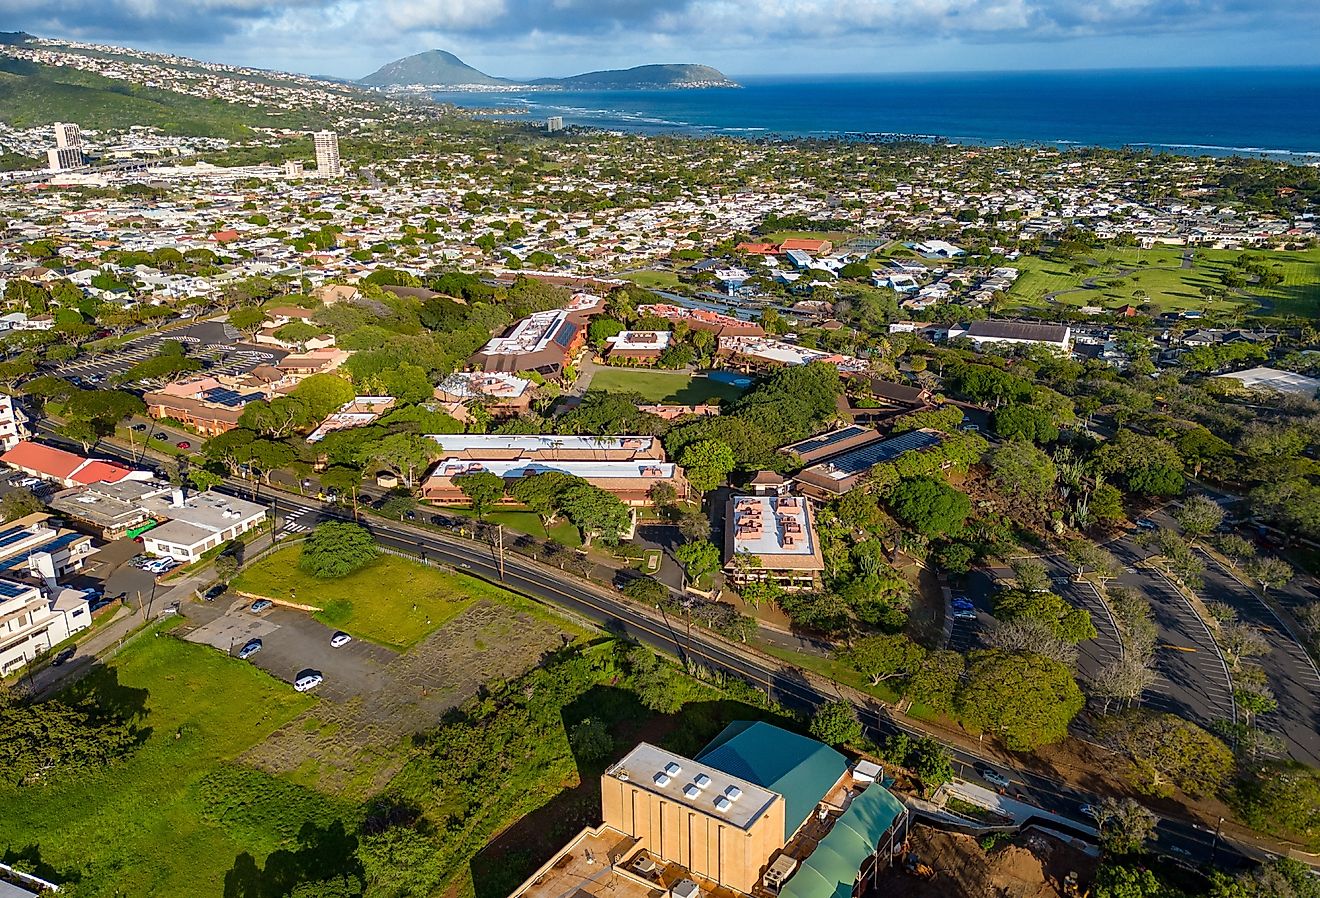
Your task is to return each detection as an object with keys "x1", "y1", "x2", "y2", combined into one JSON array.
[
  {"x1": 232, "y1": 548, "x2": 521, "y2": 650},
  {"x1": 0, "y1": 625, "x2": 344, "y2": 897},
  {"x1": 590, "y1": 368, "x2": 748, "y2": 404},
  {"x1": 1007, "y1": 246, "x2": 1320, "y2": 317},
  {"x1": 619, "y1": 269, "x2": 682, "y2": 289},
  {"x1": 444, "y1": 504, "x2": 583, "y2": 547}
]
